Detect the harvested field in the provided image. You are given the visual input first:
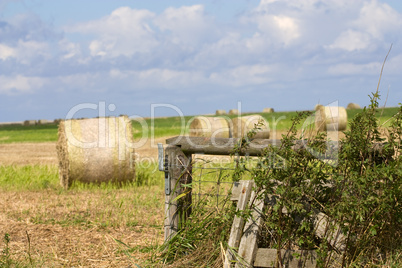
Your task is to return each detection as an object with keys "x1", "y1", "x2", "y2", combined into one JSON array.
[
  {"x1": 0, "y1": 143, "x2": 57, "y2": 165},
  {"x1": 0, "y1": 131, "x2": 359, "y2": 267},
  {"x1": 0, "y1": 137, "x2": 172, "y2": 267},
  {"x1": 0, "y1": 189, "x2": 164, "y2": 267}
]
